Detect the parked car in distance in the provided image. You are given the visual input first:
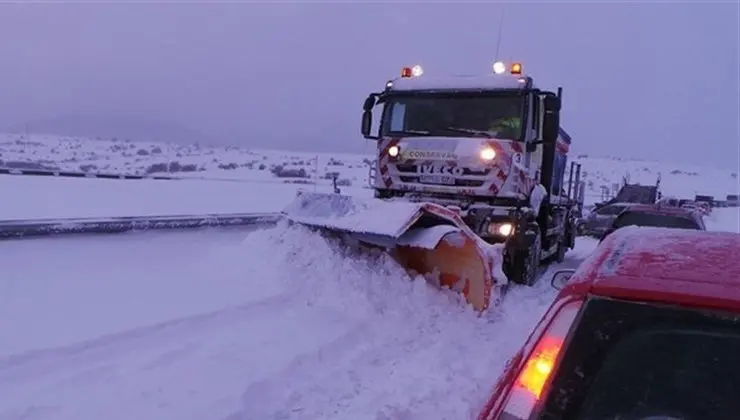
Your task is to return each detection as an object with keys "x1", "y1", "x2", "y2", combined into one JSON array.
[
  {"x1": 478, "y1": 227, "x2": 740, "y2": 420},
  {"x1": 576, "y1": 202, "x2": 632, "y2": 237},
  {"x1": 657, "y1": 197, "x2": 711, "y2": 215},
  {"x1": 683, "y1": 200, "x2": 711, "y2": 215},
  {"x1": 600, "y1": 203, "x2": 705, "y2": 242}
]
